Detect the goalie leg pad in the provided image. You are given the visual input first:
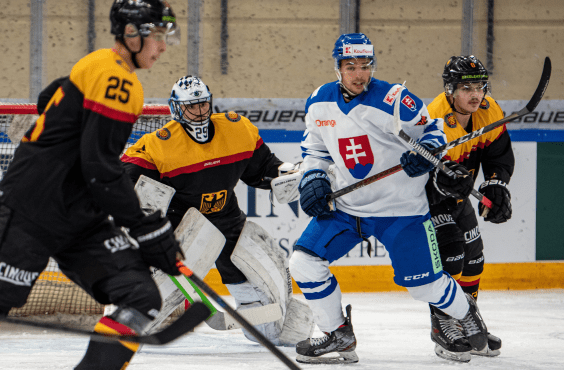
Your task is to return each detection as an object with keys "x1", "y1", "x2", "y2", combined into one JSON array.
[
  {"x1": 230, "y1": 221, "x2": 315, "y2": 345},
  {"x1": 227, "y1": 281, "x2": 282, "y2": 344}
]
